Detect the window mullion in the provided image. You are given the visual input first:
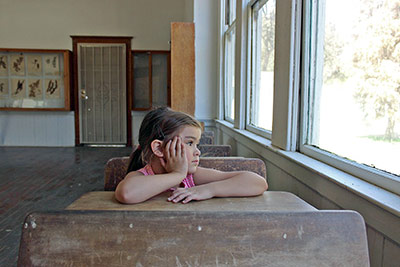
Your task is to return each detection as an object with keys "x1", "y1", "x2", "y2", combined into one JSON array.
[
  {"x1": 234, "y1": 0, "x2": 248, "y2": 129},
  {"x1": 270, "y1": 0, "x2": 302, "y2": 151}
]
